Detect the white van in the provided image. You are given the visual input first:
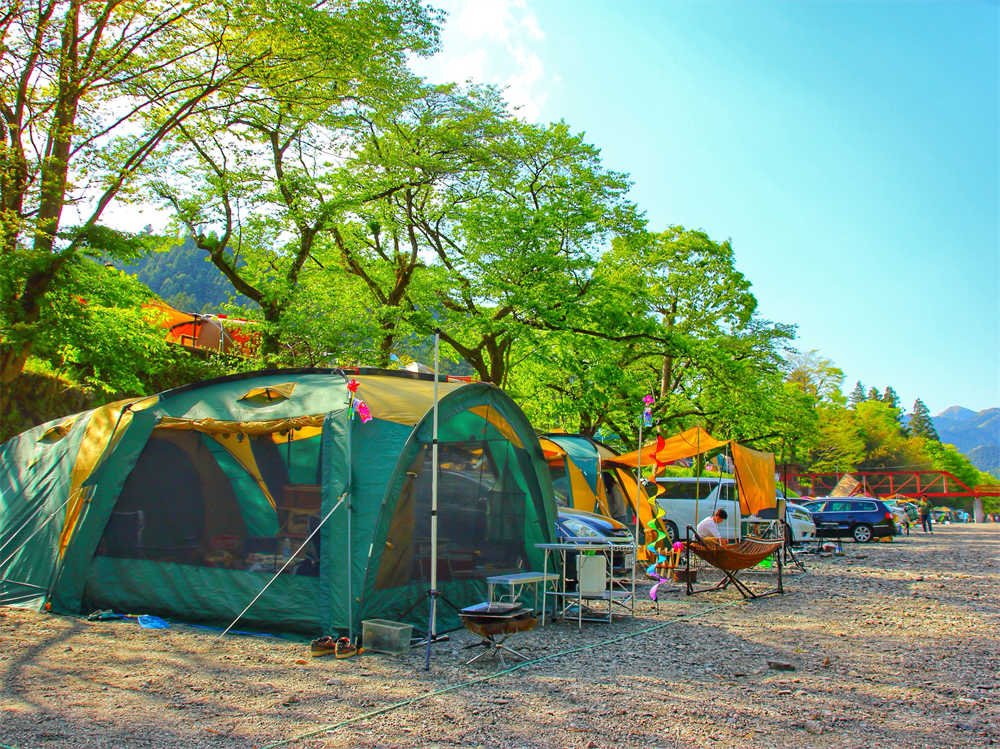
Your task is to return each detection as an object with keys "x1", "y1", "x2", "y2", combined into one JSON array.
[
  {"x1": 653, "y1": 477, "x2": 815, "y2": 544},
  {"x1": 654, "y1": 477, "x2": 741, "y2": 543}
]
